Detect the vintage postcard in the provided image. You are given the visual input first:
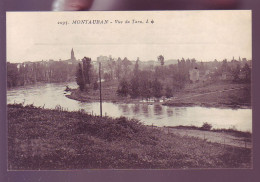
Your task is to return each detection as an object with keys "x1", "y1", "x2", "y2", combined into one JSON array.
[{"x1": 6, "y1": 11, "x2": 252, "y2": 170}]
